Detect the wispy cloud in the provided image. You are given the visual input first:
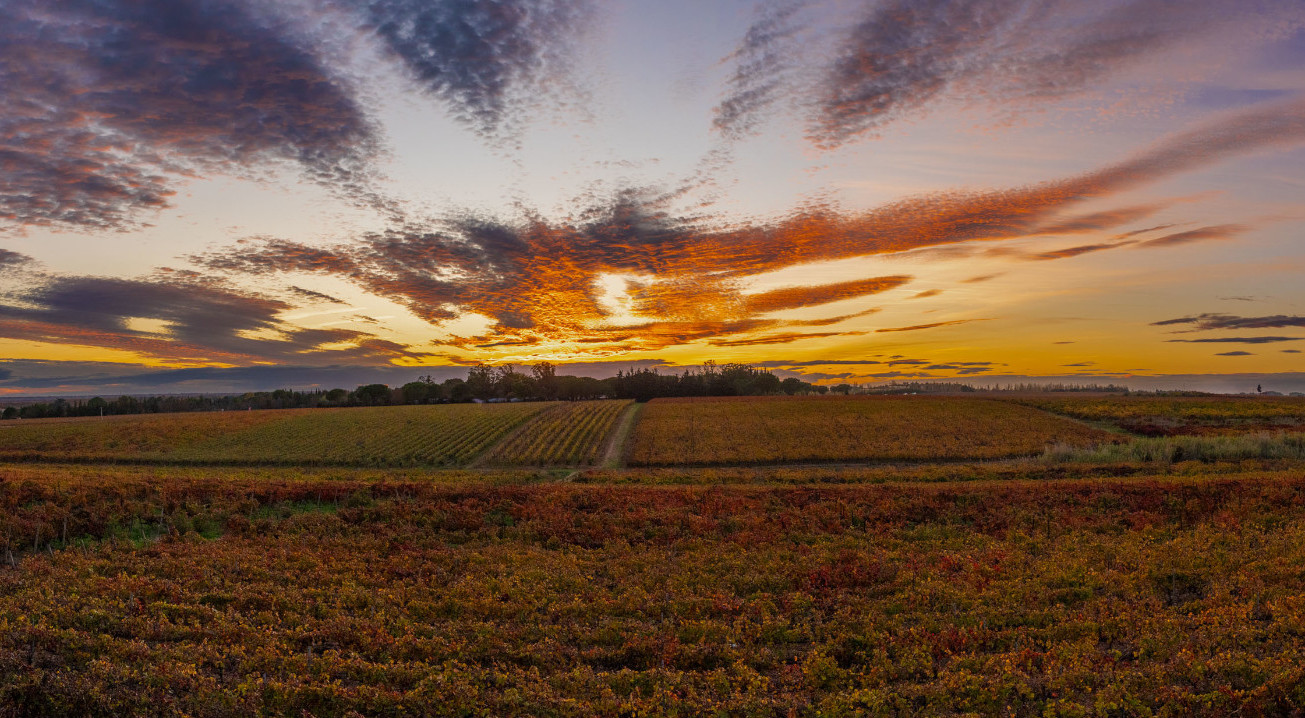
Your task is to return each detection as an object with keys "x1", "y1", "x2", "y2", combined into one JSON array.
[
  {"x1": 807, "y1": 0, "x2": 1302, "y2": 148},
  {"x1": 812, "y1": 0, "x2": 1020, "y2": 147},
  {"x1": 1032, "y1": 204, "x2": 1170, "y2": 236},
  {"x1": 0, "y1": 275, "x2": 430, "y2": 365},
  {"x1": 708, "y1": 330, "x2": 864, "y2": 347},
  {"x1": 1114, "y1": 223, "x2": 1180, "y2": 239},
  {"x1": 1030, "y1": 241, "x2": 1134, "y2": 261},
  {"x1": 713, "y1": 1, "x2": 809, "y2": 141},
  {"x1": 1216, "y1": 351, "x2": 1253, "y2": 356},
  {"x1": 0, "y1": 248, "x2": 31, "y2": 269},
  {"x1": 1168, "y1": 336, "x2": 1303, "y2": 344},
  {"x1": 1135, "y1": 224, "x2": 1248, "y2": 248},
  {"x1": 753, "y1": 359, "x2": 884, "y2": 368},
  {"x1": 925, "y1": 363, "x2": 995, "y2": 372},
  {"x1": 1153, "y1": 313, "x2": 1305, "y2": 330},
  {"x1": 345, "y1": 0, "x2": 593, "y2": 138},
  {"x1": 787, "y1": 307, "x2": 881, "y2": 327},
  {"x1": 193, "y1": 99, "x2": 1305, "y2": 353},
  {"x1": 0, "y1": 359, "x2": 464, "y2": 394},
  {"x1": 0, "y1": 0, "x2": 381, "y2": 230},
  {"x1": 288, "y1": 286, "x2": 348, "y2": 305},
  {"x1": 742, "y1": 276, "x2": 910, "y2": 314},
  {"x1": 0, "y1": 0, "x2": 602, "y2": 231},
  {"x1": 875, "y1": 319, "x2": 979, "y2": 333}
]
